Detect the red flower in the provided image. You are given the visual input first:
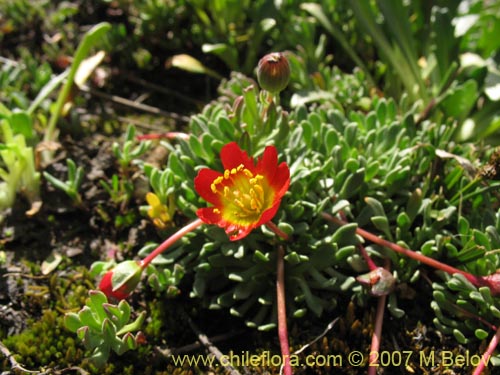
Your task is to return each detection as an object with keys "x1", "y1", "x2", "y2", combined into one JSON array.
[{"x1": 194, "y1": 142, "x2": 290, "y2": 241}]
